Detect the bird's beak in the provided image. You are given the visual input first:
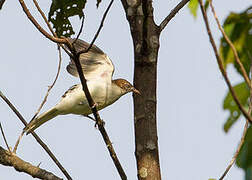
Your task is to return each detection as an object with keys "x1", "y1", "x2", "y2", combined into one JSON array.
[{"x1": 132, "y1": 88, "x2": 141, "y2": 95}]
